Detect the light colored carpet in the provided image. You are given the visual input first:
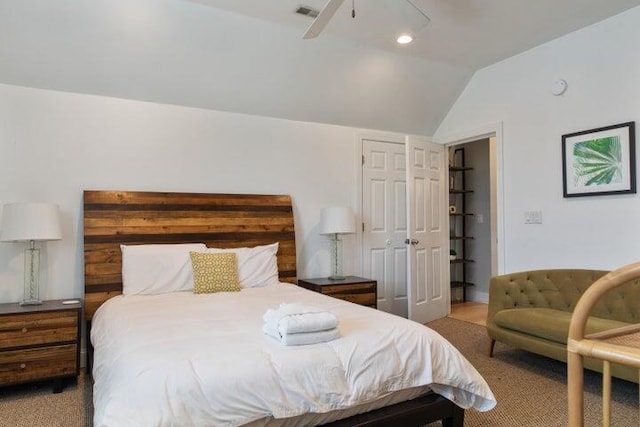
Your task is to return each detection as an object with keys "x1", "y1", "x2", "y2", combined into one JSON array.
[
  {"x1": 0, "y1": 373, "x2": 91, "y2": 427},
  {"x1": 427, "y1": 317, "x2": 639, "y2": 427},
  {"x1": 0, "y1": 318, "x2": 637, "y2": 426}
]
